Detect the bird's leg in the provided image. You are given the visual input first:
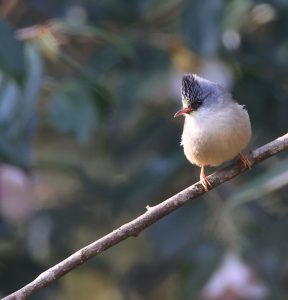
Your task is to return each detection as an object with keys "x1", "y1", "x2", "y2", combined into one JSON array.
[
  {"x1": 239, "y1": 153, "x2": 252, "y2": 169},
  {"x1": 200, "y1": 165, "x2": 212, "y2": 192}
]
